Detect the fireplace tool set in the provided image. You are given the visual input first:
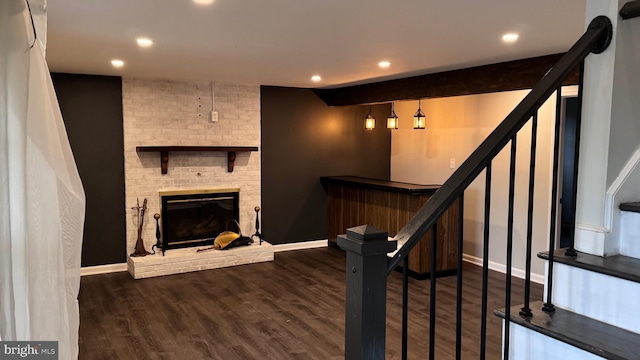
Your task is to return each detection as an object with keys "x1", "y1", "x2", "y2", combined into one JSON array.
[{"x1": 130, "y1": 198, "x2": 151, "y2": 257}]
